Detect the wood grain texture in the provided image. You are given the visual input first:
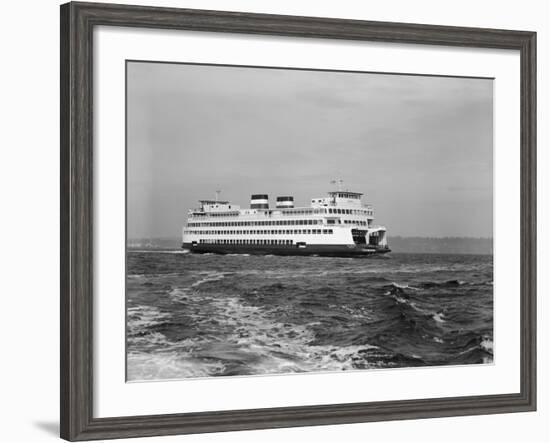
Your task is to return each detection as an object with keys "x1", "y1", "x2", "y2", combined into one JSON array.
[{"x1": 60, "y1": 2, "x2": 537, "y2": 441}]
